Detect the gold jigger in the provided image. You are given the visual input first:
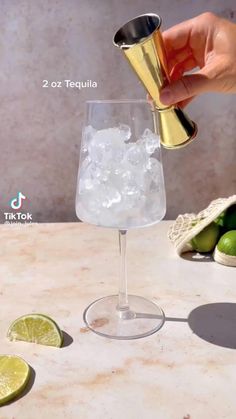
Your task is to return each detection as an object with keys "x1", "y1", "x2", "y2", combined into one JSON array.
[{"x1": 113, "y1": 13, "x2": 197, "y2": 149}]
